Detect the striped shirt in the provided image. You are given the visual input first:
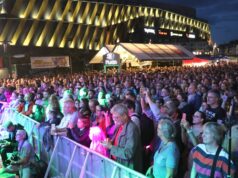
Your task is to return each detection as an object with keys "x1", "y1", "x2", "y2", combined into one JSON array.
[{"x1": 192, "y1": 144, "x2": 236, "y2": 178}]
